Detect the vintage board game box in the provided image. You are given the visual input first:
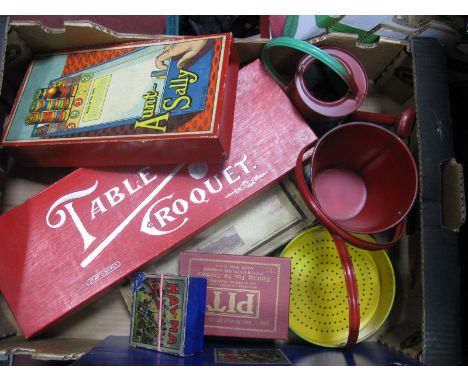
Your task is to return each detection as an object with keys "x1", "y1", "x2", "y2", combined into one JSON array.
[
  {"x1": 0, "y1": 59, "x2": 316, "y2": 338},
  {"x1": 130, "y1": 273, "x2": 207, "y2": 356},
  {"x1": 179, "y1": 252, "x2": 291, "y2": 339},
  {"x1": 1, "y1": 34, "x2": 239, "y2": 166}
]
